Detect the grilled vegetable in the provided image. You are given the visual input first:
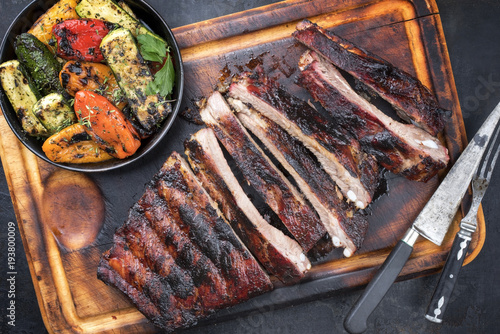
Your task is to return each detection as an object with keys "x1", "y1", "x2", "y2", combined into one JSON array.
[
  {"x1": 136, "y1": 34, "x2": 175, "y2": 97},
  {"x1": 117, "y1": 1, "x2": 138, "y2": 19},
  {"x1": 76, "y1": 0, "x2": 163, "y2": 42},
  {"x1": 28, "y1": 0, "x2": 80, "y2": 51},
  {"x1": 74, "y1": 91, "x2": 141, "y2": 159},
  {"x1": 0, "y1": 60, "x2": 48, "y2": 137},
  {"x1": 59, "y1": 61, "x2": 126, "y2": 109},
  {"x1": 32, "y1": 93, "x2": 77, "y2": 135},
  {"x1": 14, "y1": 33, "x2": 66, "y2": 98},
  {"x1": 100, "y1": 28, "x2": 171, "y2": 132},
  {"x1": 42, "y1": 123, "x2": 113, "y2": 163},
  {"x1": 52, "y1": 19, "x2": 114, "y2": 62}
]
